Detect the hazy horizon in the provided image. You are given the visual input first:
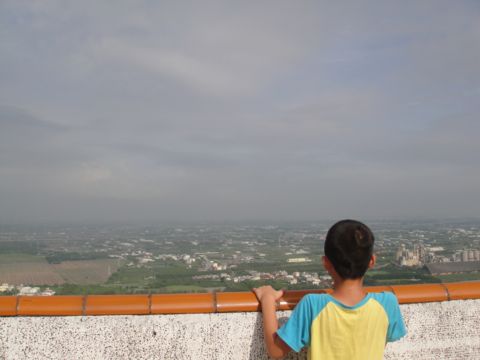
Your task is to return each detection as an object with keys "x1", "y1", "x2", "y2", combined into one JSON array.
[
  {"x1": 2, "y1": 217, "x2": 480, "y2": 229},
  {"x1": 1, "y1": 1, "x2": 479, "y2": 223}
]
